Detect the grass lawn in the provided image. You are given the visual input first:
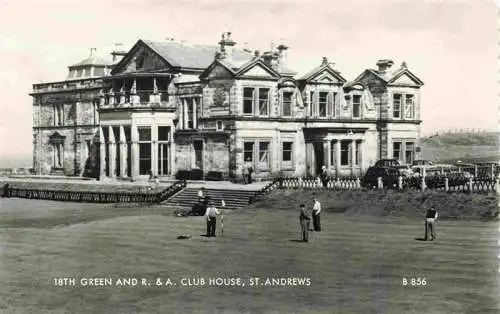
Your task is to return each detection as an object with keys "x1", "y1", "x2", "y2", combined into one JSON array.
[{"x1": 0, "y1": 198, "x2": 499, "y2": 314}]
